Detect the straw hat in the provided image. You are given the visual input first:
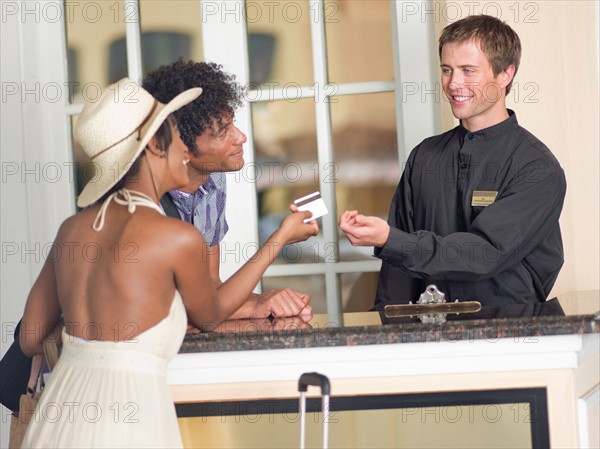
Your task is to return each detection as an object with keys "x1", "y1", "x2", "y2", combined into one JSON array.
[{"x1": 75, "y1": 78, "x2": 202, "y2": 208}]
